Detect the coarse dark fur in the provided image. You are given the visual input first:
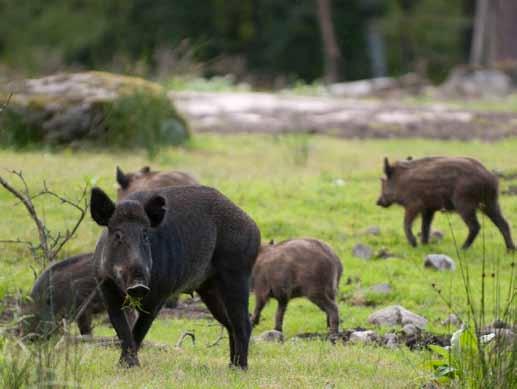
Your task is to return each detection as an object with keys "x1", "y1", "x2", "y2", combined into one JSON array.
[
  {"x1": 251, "y1": 238, "x2": 343, "y2": 338},
  {"x1": 116, "y1": 166, "x2": 198, "y2": 200},
  {"x1": 26, "y1": 253, "x2": 104, "y2": 337},
  {"x1": 90, "y1": 185, "x2": 261, "y2": 369},
  {"x1": 26, "y1": 166, "x2": 198, "y2": 337},
  {"x1": 377, "y1": 156, "x2": 515, "y2": 250}
]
